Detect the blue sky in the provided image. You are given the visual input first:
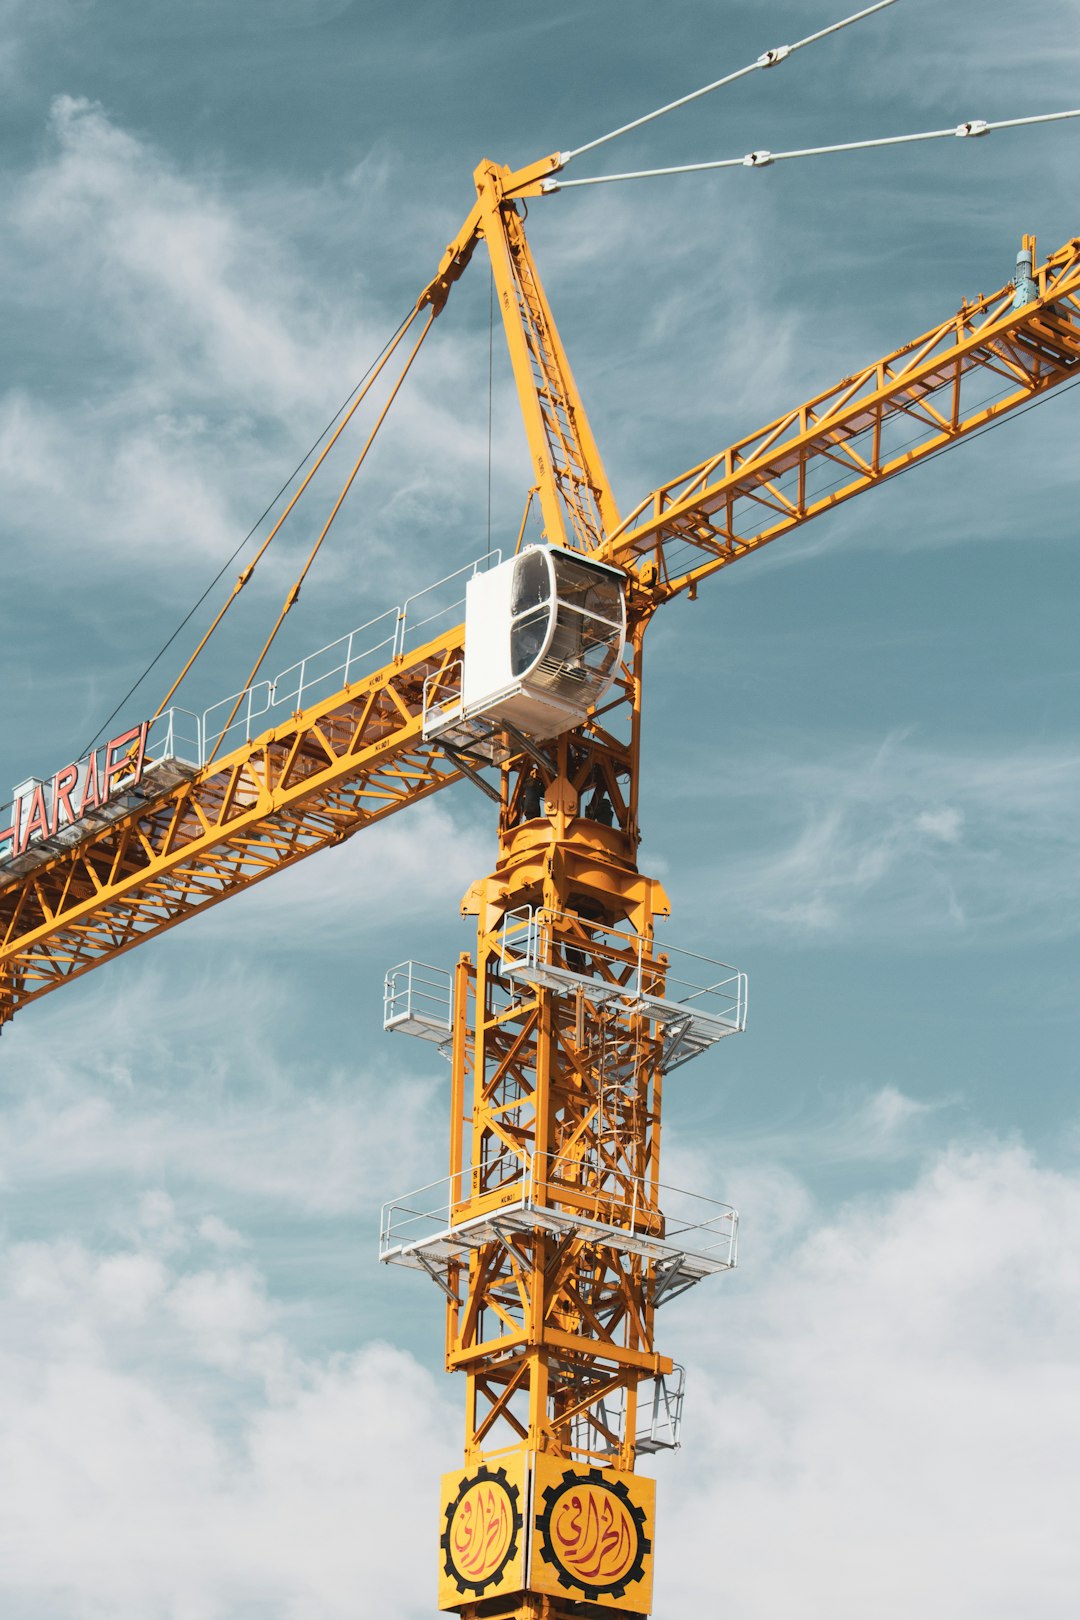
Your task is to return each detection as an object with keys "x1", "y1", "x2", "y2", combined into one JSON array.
[{"x1": 1, "y1": 2, "x2": 1079, "y2": 1616}]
